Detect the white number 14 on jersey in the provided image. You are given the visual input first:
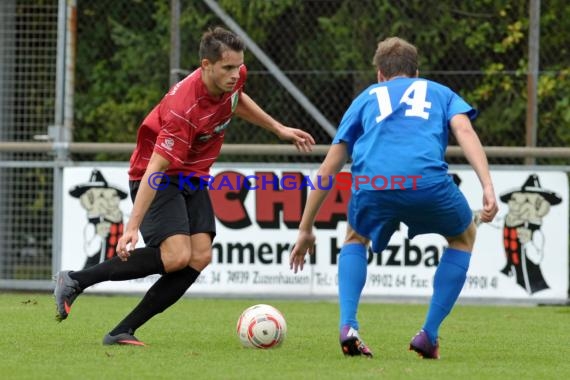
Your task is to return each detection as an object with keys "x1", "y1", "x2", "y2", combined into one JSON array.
[{"x1": 369, "y1": 80, "x2": 432, "y2": 123}]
